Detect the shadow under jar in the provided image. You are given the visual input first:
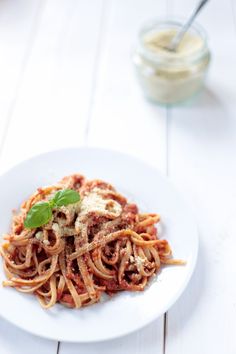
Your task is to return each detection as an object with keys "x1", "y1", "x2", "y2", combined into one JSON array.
[{"x1": 133, "y1": 20, "x2": 211, "y2": 106}]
